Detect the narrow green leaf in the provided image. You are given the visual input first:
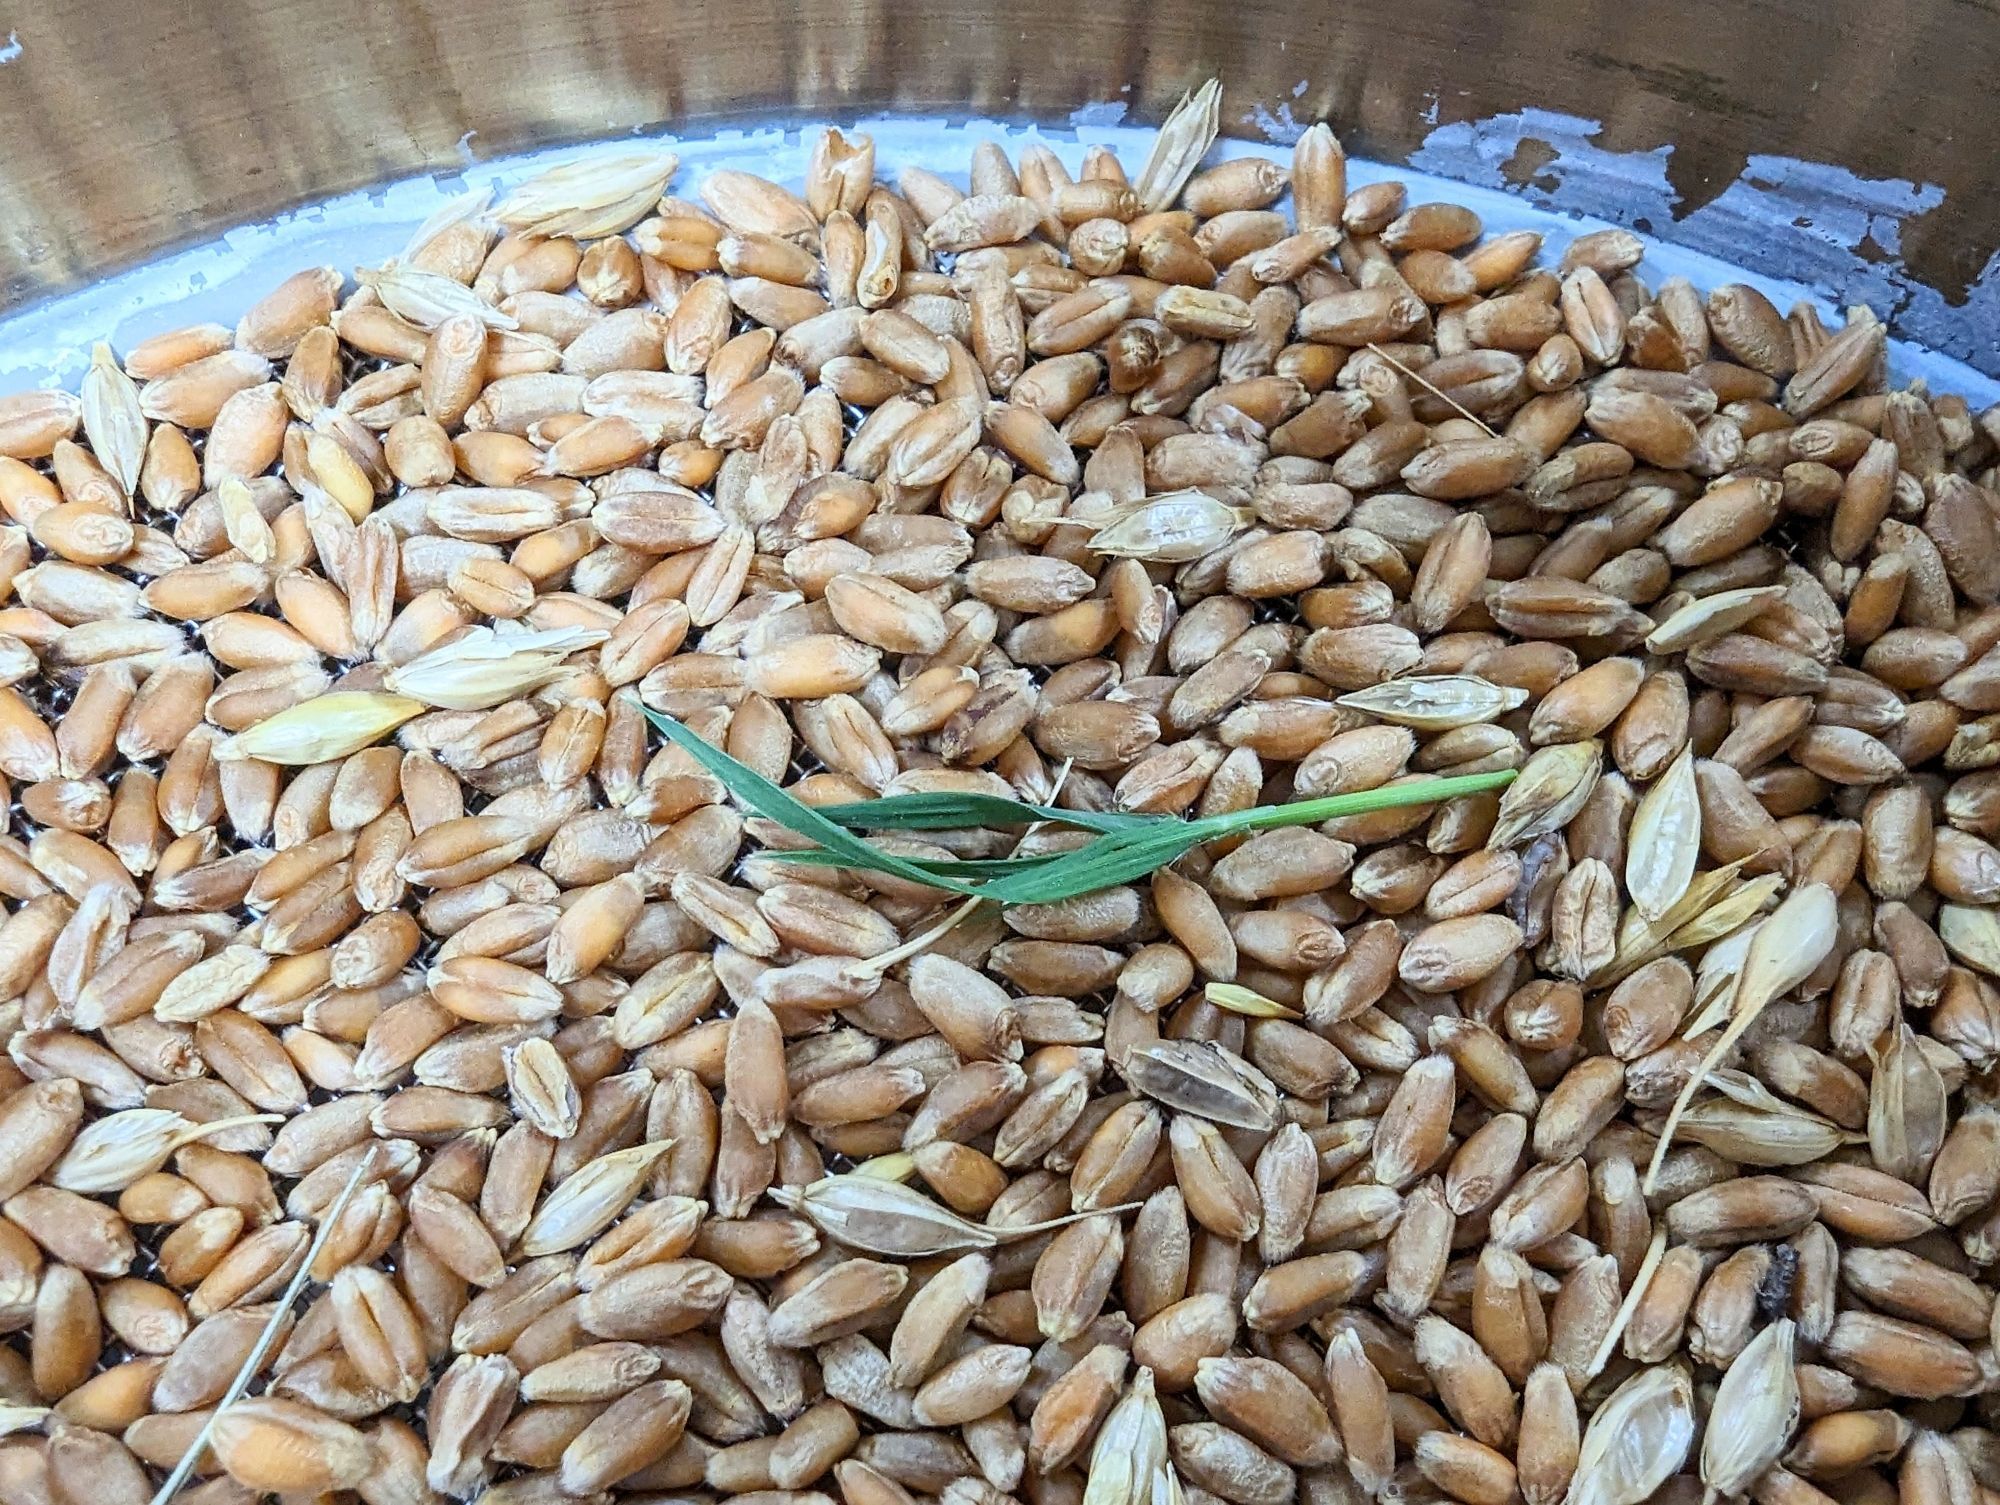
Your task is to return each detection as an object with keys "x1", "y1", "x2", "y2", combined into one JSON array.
[
  {"x1": 643, "y1": 708, "x2": 983, "y2": 895},
  {"x1": 974, "y1": 820, "x2": 1208, "y2": 904},
  {"x1": 817, "y1": 792, "x2": 1156, "y2": 836},
  {"x1": 980, "y1": 769, "x2": 1520, "y2": 905},
  {"x1": 648, "y1": 704, "x2": 1517, "y2": 908},
  {"x1": 766, "y1": 847, "x2": 1070, "y2": 879}
]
